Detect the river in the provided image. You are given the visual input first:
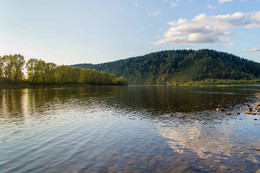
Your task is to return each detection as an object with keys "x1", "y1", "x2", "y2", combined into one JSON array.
[{"x1": 0, "y1": 86, "x2": 260, "y2": 172}]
